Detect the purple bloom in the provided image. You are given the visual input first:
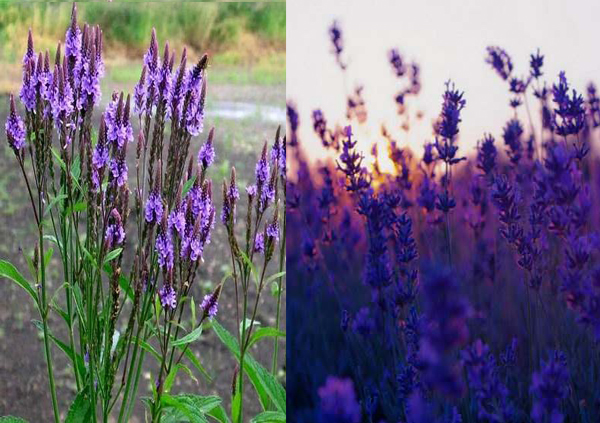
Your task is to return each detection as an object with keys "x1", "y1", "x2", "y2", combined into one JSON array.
[
  {"x1": 105, "y1": 95, "x2": 133, "y2": 149},
  {"x1": 476, "y1": 133, "x2": 497, "y2": 176},
  {"x1": 198, "y1": 136, "x2": 215, "y2": 169},
  {"x1": 155, "y1": 231, "x2": 174, "y2": 270},
  {"x1": 184, "y1": 63, "x2": 205, "y2": 136},
  {"x1": 486, "y1": 46, "x2": 513, "y2": 80},
  {"x1": 145, "y1": 191, "x2": 164, "y2": 223},
  {"x1": 50, "y1": 66, "x2": 74, "y2": 125},
  {"x1": 552, "y1": 72, "x2": 585, "y2": 136},
  {"x1": 351, "y1": 307, "x2": 375, "y2": 336},
  {"x1": 318, "y1": 377, "x2": 361, "y2": 423},
  {"x1": 246, "y1": 184, "x2": 257, "y2": 197},
  {"x1": 530, "y1": 351, "x2": 570, "y2": 423},
  {"x1": 159, "y1": 285, "x2": 177, "y2": 310},
  {"x1": 266, "y1": 222, "x2": 279, "y2": 242},
  {"x1": 110, "y1": 157, "x2": 128, "y2": 187},
  {"x1": 200, "y1": 292, "x2": 219, "y2": 320},
  {"x1": 328, "y1": 21, "x2": 346, "y2": 70},
  {"x1": 133, "y1": 66, "x2": 147, "y2": 116},
  {"x1": 254, "y1": 233, "x2": 265, "y2": 254},
  {"x1": 92, "y1": 141, "x2": 109, "y2": 170},
  {"x1": 502, "y1": 118, "x2": 523, "y2": 165},
  {"x1": 530, "y1": 49, "x2": 544, "y2": 79},
  {"x1": 255, "y1": 147, "x2": 270, "y2": 187},
  {"x1": 168, "y1": 205, "x2": 186, "y2": 237},
  {"x1": 64, "y1": 4, "x2": 82, "y2": 63},
  {"x1": 5, "y1": 95, "x2": 26, "y2": 152},
  {"x1": 105, "y1": 209, "x2": 125, "y2": 248},
  {"x1": 20, "y1": 61, "x2": 36, "y2": 112},
  {"x1": 23, "y1": 29, "x2": 35, "y2": 66}
]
